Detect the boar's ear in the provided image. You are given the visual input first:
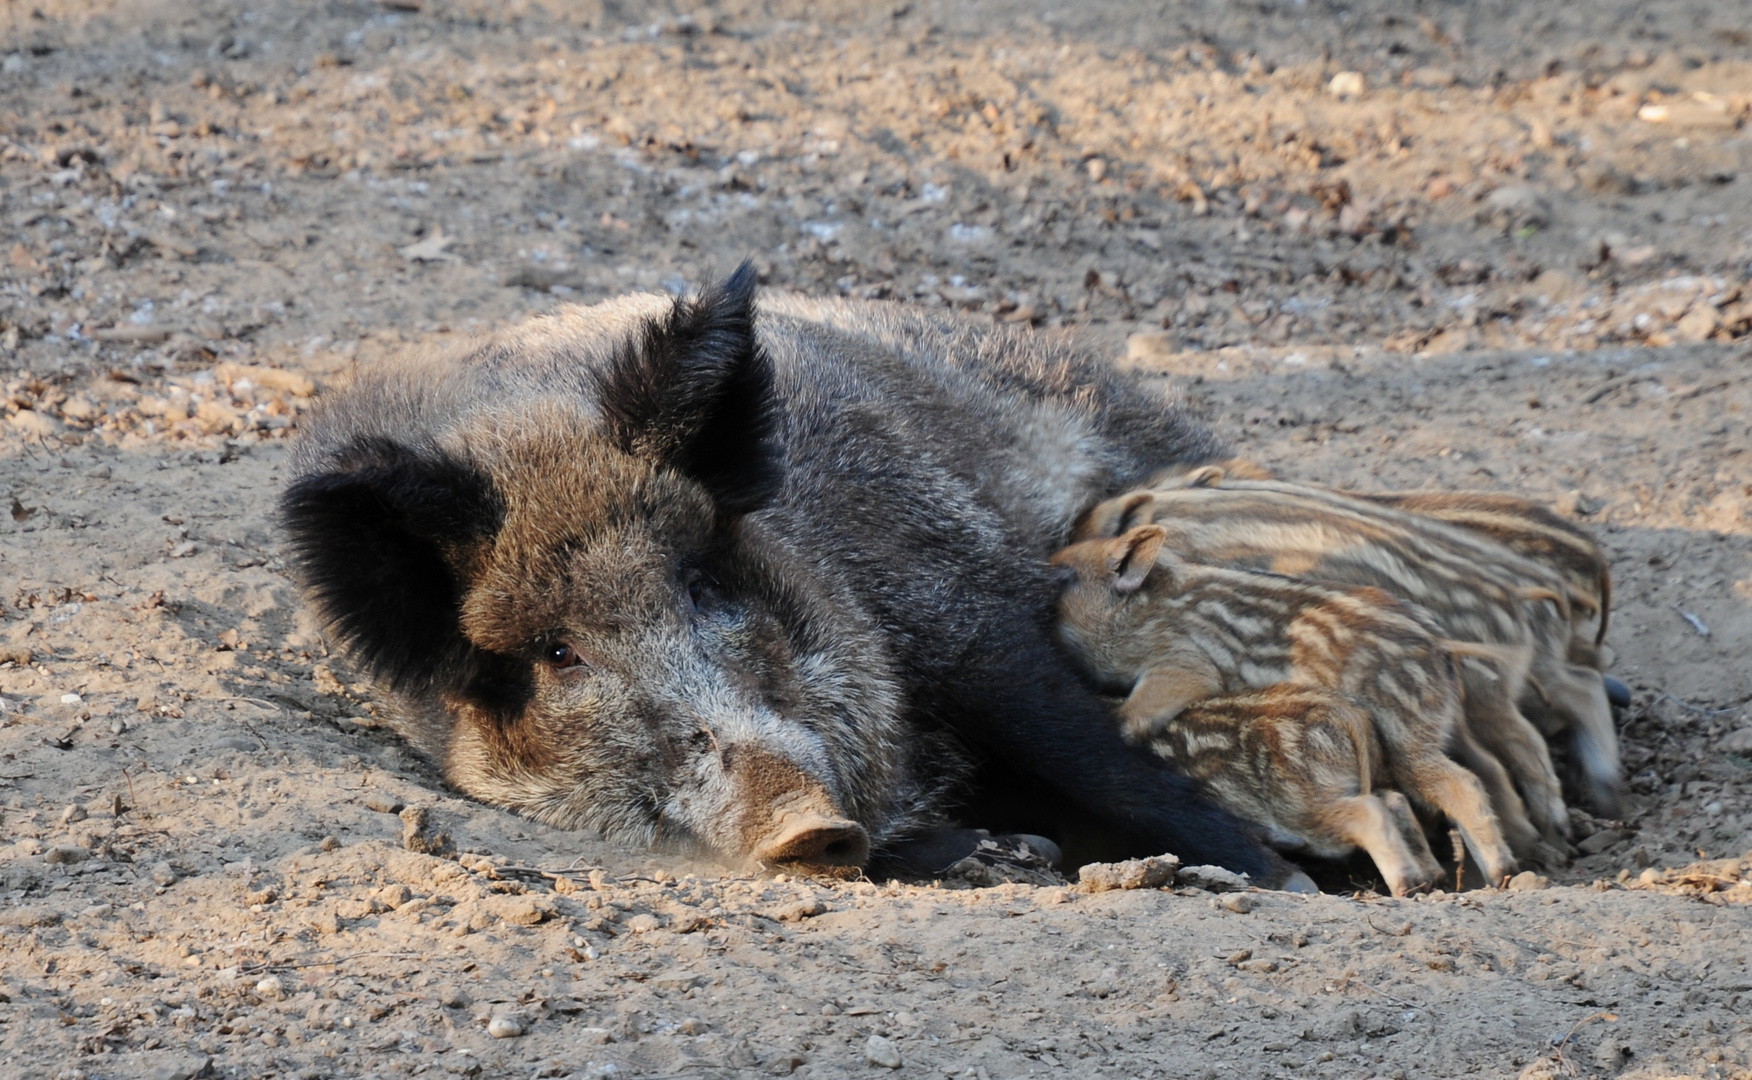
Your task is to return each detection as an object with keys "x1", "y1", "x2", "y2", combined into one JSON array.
[
  {"x1": 597, "y1": 261, "x2": 782, "y2": 516},
  {"x1": 1107, "y1": 525, "x2": 1168, "y2": 593},
  {"x1": 279, "y1": 438, "x2": 505, "y2": 695}
]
